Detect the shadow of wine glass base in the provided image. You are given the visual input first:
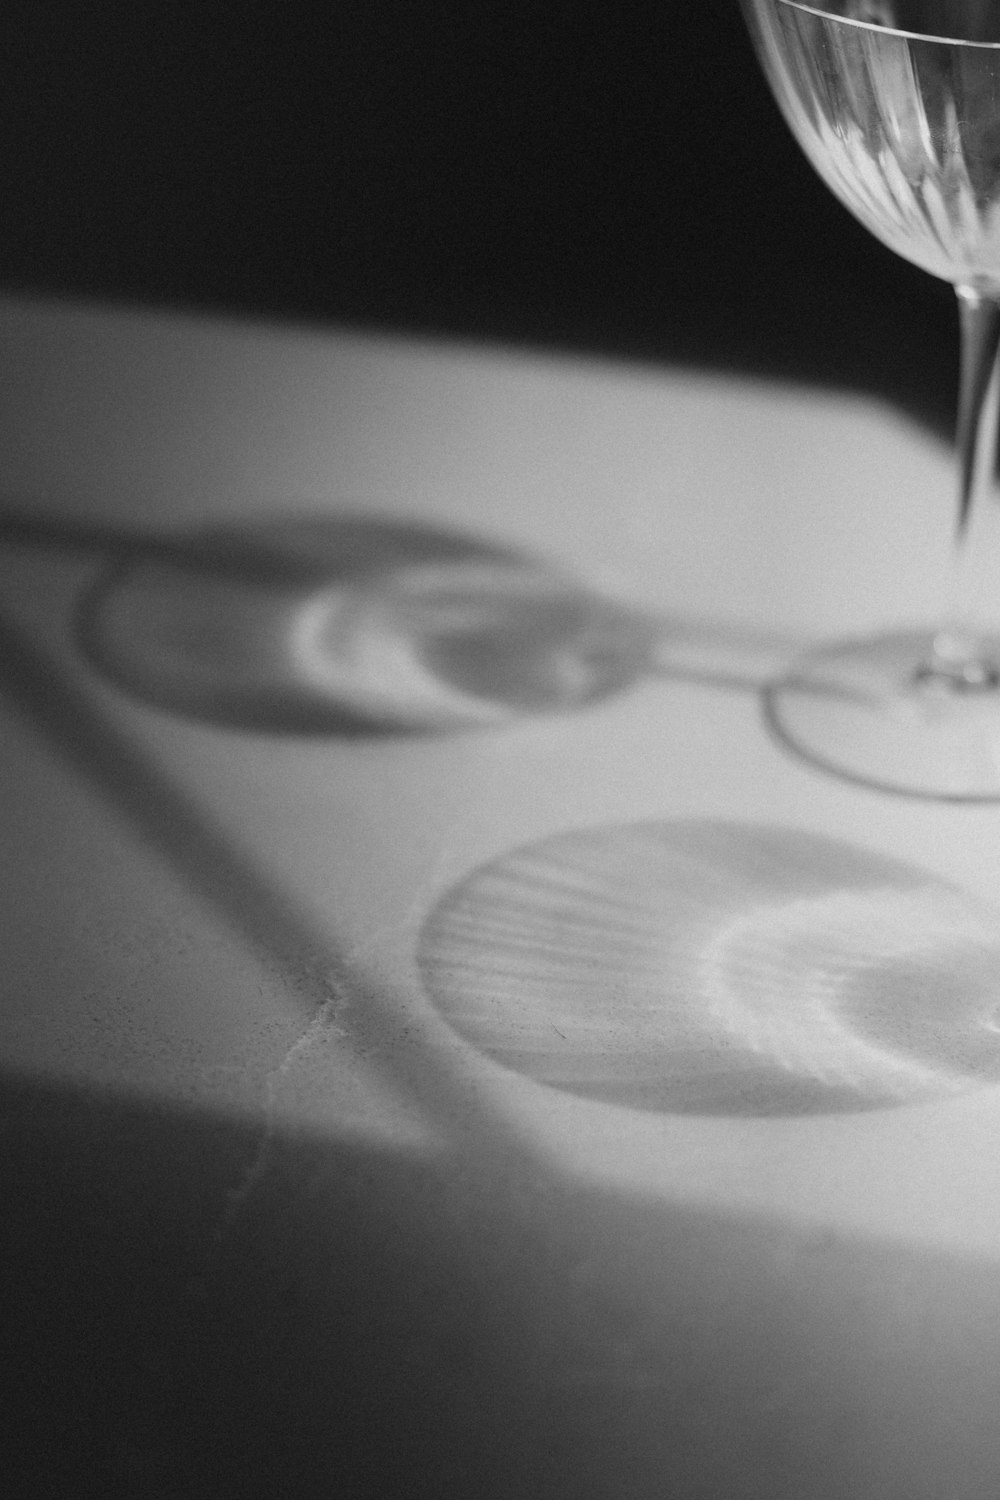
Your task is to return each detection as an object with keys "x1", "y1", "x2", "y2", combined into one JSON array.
[
  {"x1": 73, "y1": 514, "x2": 654, "y2": 735},
  {"x1": 1, "y1": 506, "x2": 826, "y2": 737}
]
